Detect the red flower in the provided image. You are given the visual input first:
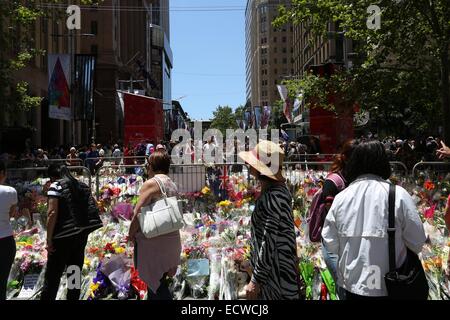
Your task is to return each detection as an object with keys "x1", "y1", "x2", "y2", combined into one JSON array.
[
  {"x1": 424, "y1": 181, "x2": 435, "y2": 191},
  {"x1": 104, "y1": 243, "x2": 115, "y2": 253},
  {"x1": 131, "y1": 267, "x2": 148, "y2": 300}
]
